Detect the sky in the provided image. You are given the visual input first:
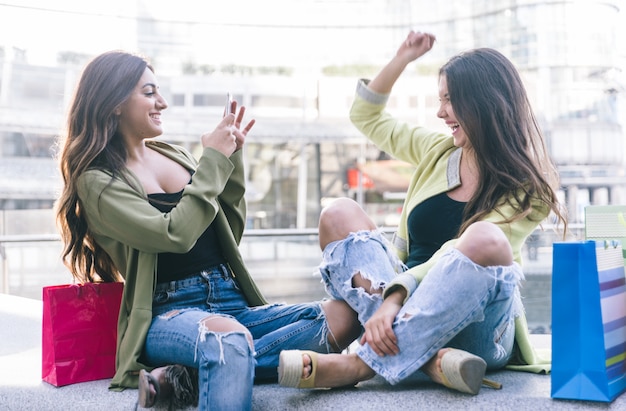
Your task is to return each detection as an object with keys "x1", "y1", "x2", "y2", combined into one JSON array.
[
  {"x1": 0, "y1": 0, "x2": 624, "y2": 69},
  {"x1": 0, "y1": 0, "x2": 137, "y2": 64},
  {"x1": 0, "y1": 0, "x2": 398, "y2": 68}
]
